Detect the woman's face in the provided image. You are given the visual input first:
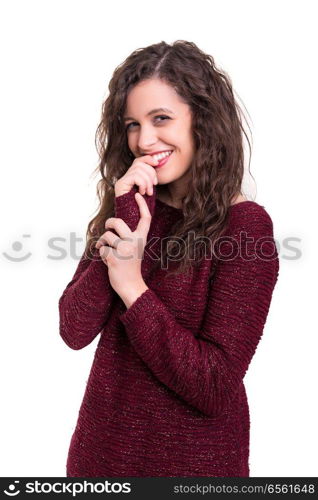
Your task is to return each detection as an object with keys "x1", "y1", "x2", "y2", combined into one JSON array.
[{"x1": 124, "y1": 78, "x2": 195, "y2": 196}]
